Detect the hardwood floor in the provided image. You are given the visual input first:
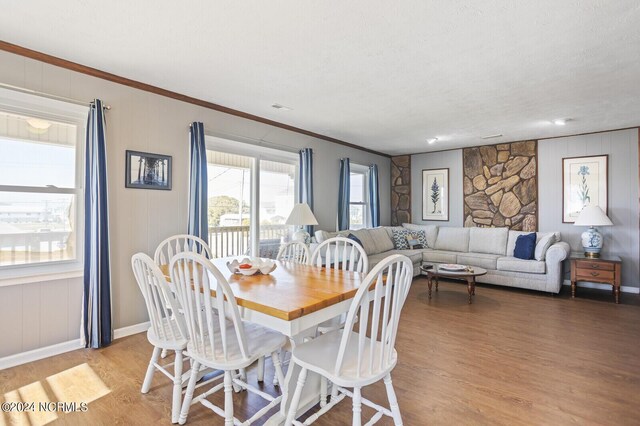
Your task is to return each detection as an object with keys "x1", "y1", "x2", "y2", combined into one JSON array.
[{"x1": 1, "y1": 278, "x2": 639, "y2": 425}]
